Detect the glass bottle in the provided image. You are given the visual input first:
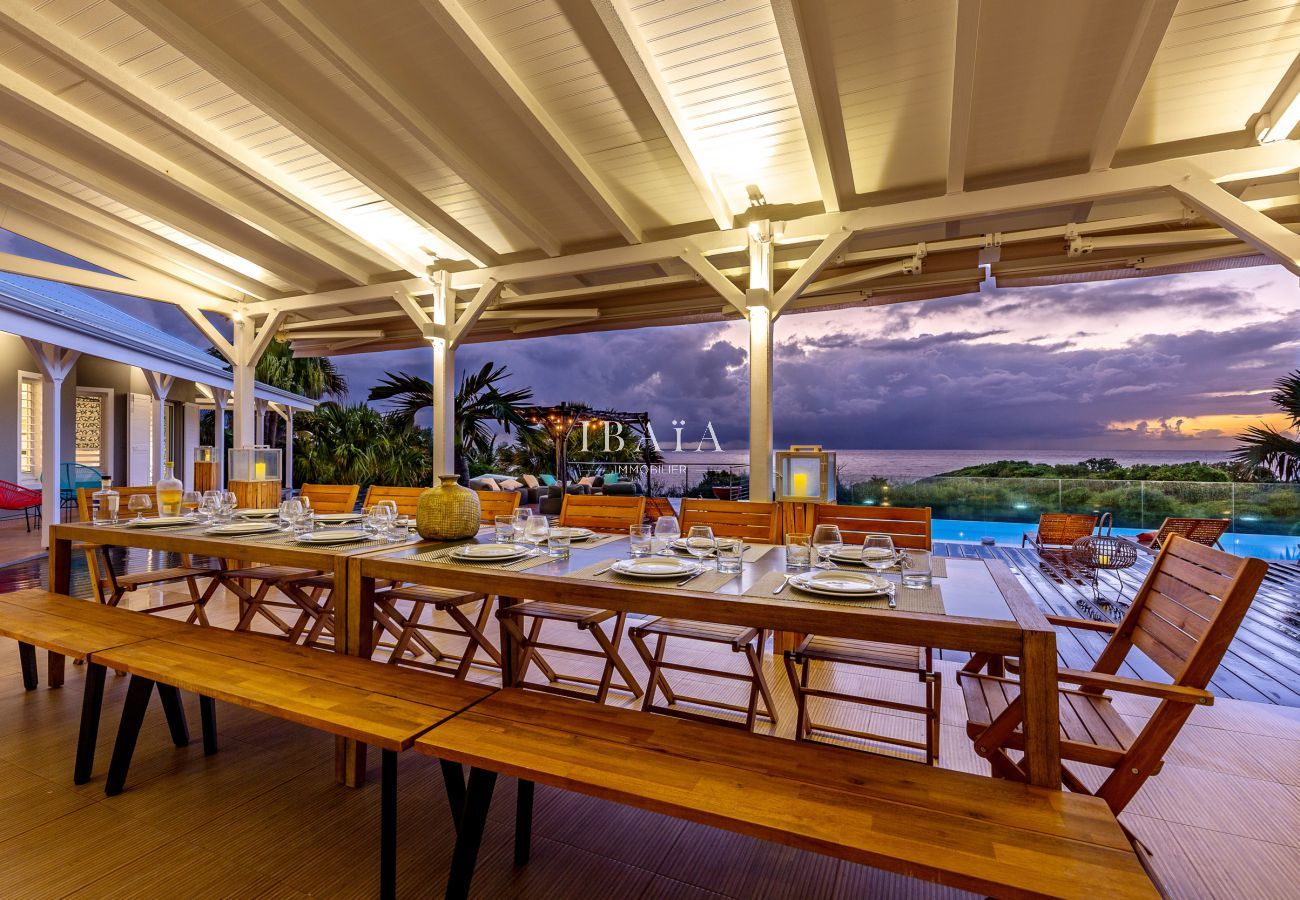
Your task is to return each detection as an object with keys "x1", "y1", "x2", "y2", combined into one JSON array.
[
  {"x1": 92, "y1": 476, "x2": 119, "y2": 525},
  {"x1": 156, "y1": 462, "x2": 183, "y2": 516}
]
